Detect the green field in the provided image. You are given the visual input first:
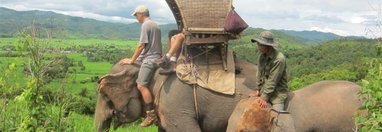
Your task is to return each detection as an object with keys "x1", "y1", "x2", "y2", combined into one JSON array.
[{"x1": 0, "y1": 38, "x2": 157, "y2": 131}]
